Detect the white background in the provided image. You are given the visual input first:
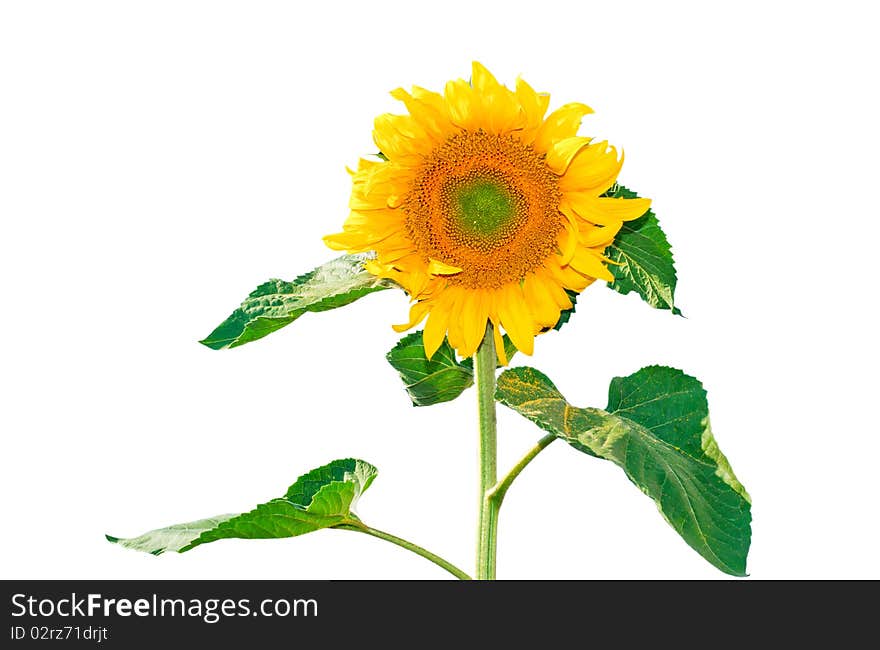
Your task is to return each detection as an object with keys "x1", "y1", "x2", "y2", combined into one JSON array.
[{"x1": 2, "y1": 1, "x2": 878, "y2": 580}]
